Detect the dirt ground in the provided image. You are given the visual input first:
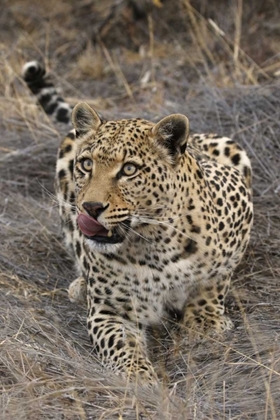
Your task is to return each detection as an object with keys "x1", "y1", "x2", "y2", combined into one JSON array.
[{"x1": 0, "y1": 1, "x2": 280, "y2": 419}]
